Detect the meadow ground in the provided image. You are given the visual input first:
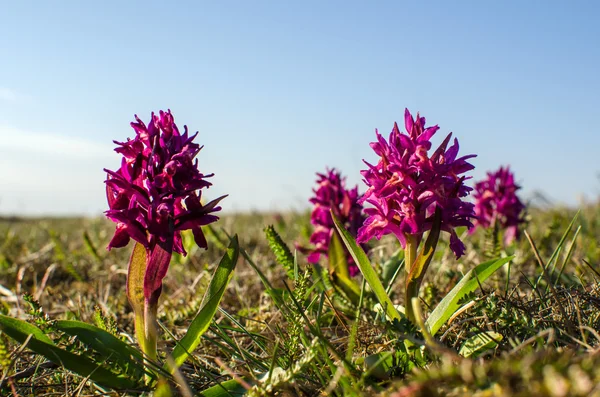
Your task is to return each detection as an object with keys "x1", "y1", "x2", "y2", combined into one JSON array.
[{"x1": 1, "y1": 202, "x2": 600, "y2": 396}]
